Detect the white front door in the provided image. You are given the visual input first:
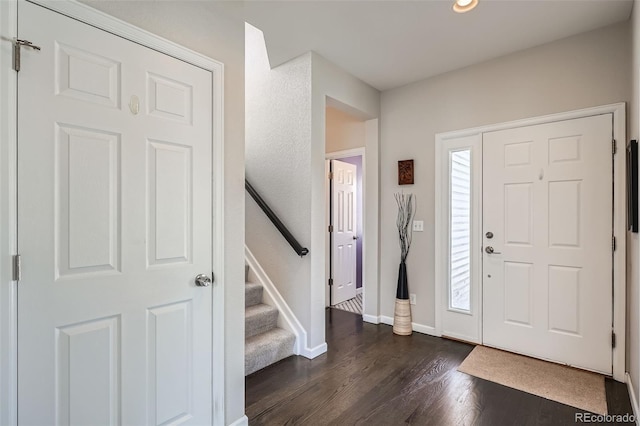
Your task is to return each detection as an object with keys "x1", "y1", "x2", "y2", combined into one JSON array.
[
  {"x1": 483, "y1": 114, "x2": 612, "y2": 374},
  {"x1": 18, "y1": 2, "x2": 214, "y2": 424},
  {"x1": 331, "y1": 160, "x2": 357, "y2": 305}
]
